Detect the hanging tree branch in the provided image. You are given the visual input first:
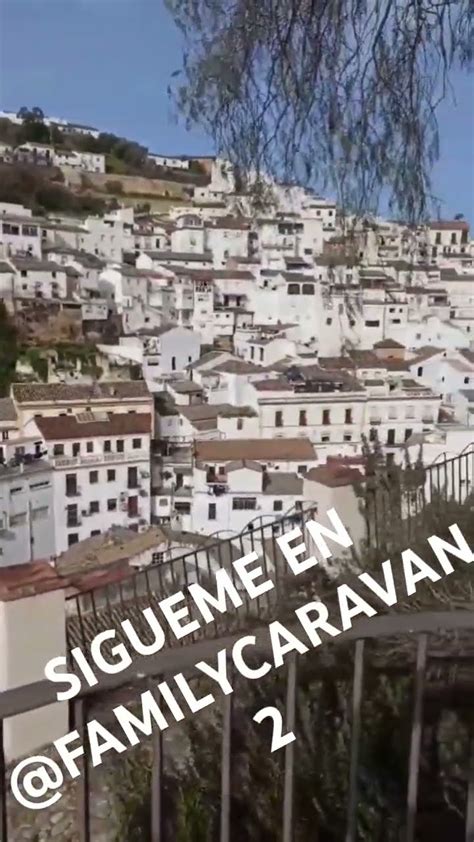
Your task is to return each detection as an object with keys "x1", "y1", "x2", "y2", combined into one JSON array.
[{"x1": 165, "y1": 0, "x2": 473, "y2": 221}]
